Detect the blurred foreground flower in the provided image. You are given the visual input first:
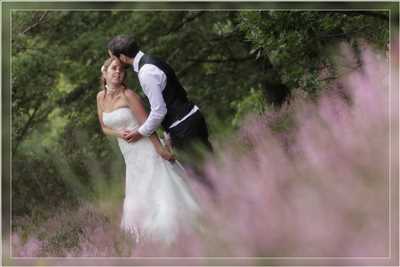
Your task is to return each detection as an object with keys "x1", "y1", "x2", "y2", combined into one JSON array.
[{"x1": 198, "y1": 46, "x2": 395, "y2": 260}]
